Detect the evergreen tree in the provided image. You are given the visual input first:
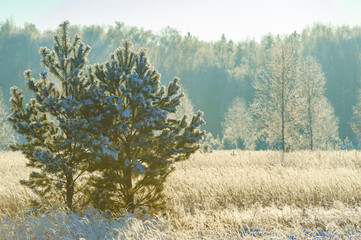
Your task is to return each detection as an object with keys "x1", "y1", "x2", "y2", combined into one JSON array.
[
  {"x1": 88, "y1": 41, "x2": 205, "y2": 214},
  {"x1": 8, "y1": 21, "x2": 99, "y2": 211}
]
